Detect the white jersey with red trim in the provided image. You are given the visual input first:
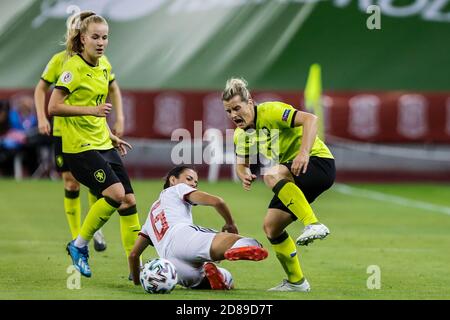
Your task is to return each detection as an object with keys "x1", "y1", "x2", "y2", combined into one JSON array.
[{"x1": 139, "y1": 183, "x2": 197, "y2": 256}]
